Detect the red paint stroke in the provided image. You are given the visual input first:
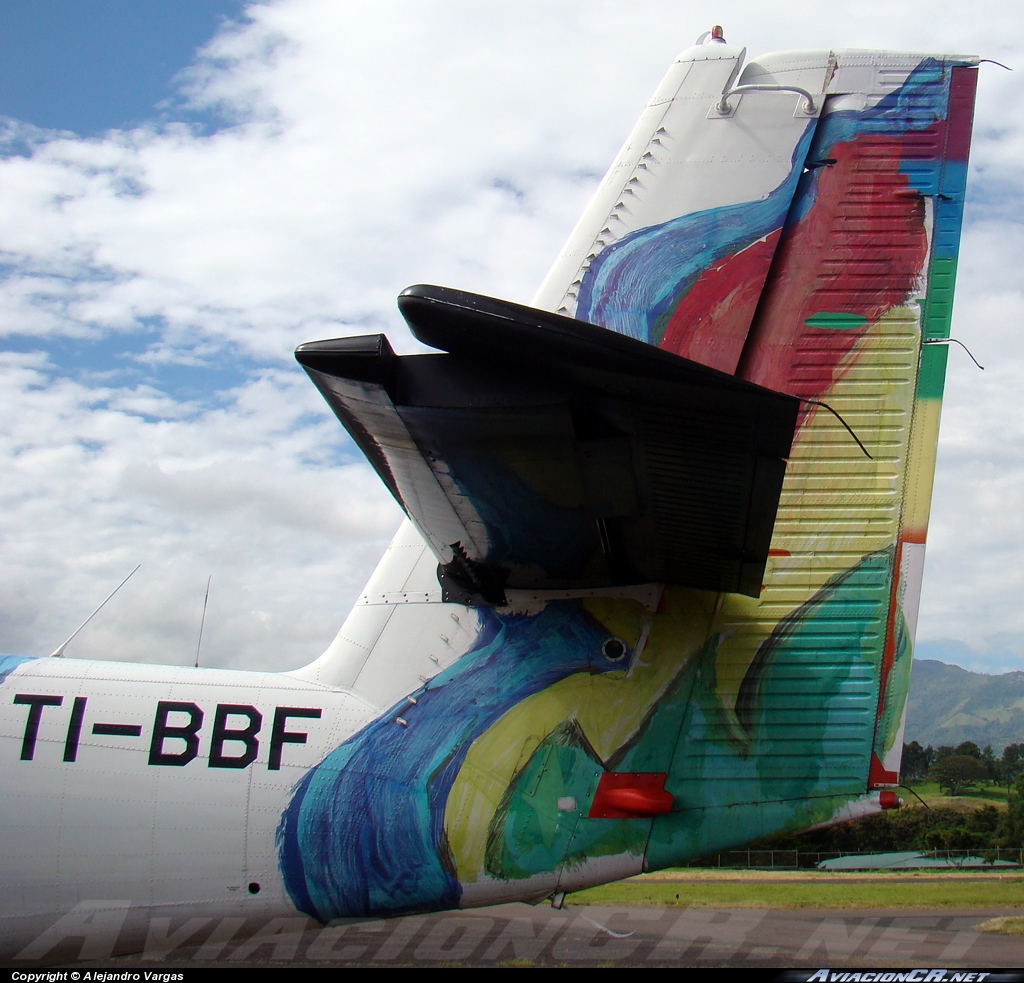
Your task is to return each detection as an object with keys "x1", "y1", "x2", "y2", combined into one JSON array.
[
  {"x1": 945, "y1": 66, "x2": 978, "y2": 163},
  {"x1": 738, "y1": 135, "x2": 929, "y2": 409},
  {"x1": 767, "y1": 548, "x2": 791, "y2": 557},
  {"x1": 873, "y1": 537, "x2": 907, "y2": 734},
  {"x1": 588, "y1": 772, "x2": 674, "y2": 819},
  {"x1": 869, "y1": 751, "x2": 899, "y2": 789},
  {"x1": 871, "y1": 532, "x2": 917, "y2": 771},
  {"x1": 659, "y1": 229, "x2": 782, "y2": 373}
]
